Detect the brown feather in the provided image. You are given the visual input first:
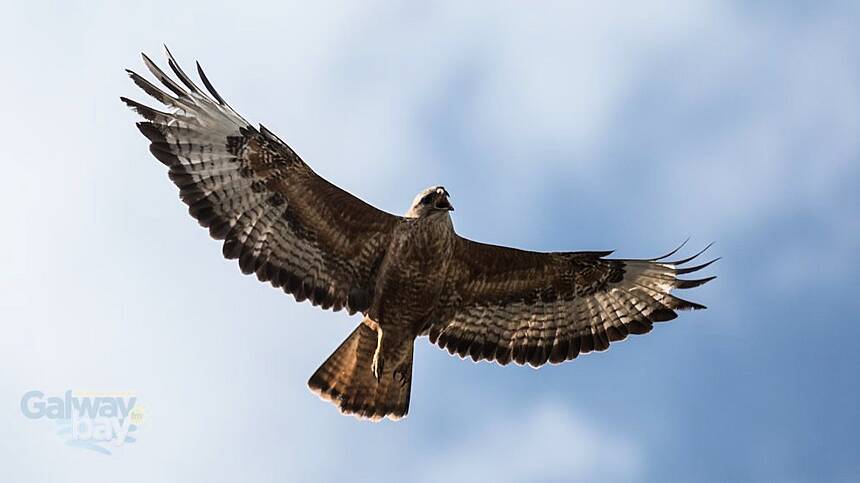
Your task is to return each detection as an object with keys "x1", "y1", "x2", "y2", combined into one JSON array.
[
  {"x1": 424, "y1": 238, "x2": 715, "y2": 367},
  {"x1": 308, "y1": 321, "x2": 412, "y2": 421}
]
